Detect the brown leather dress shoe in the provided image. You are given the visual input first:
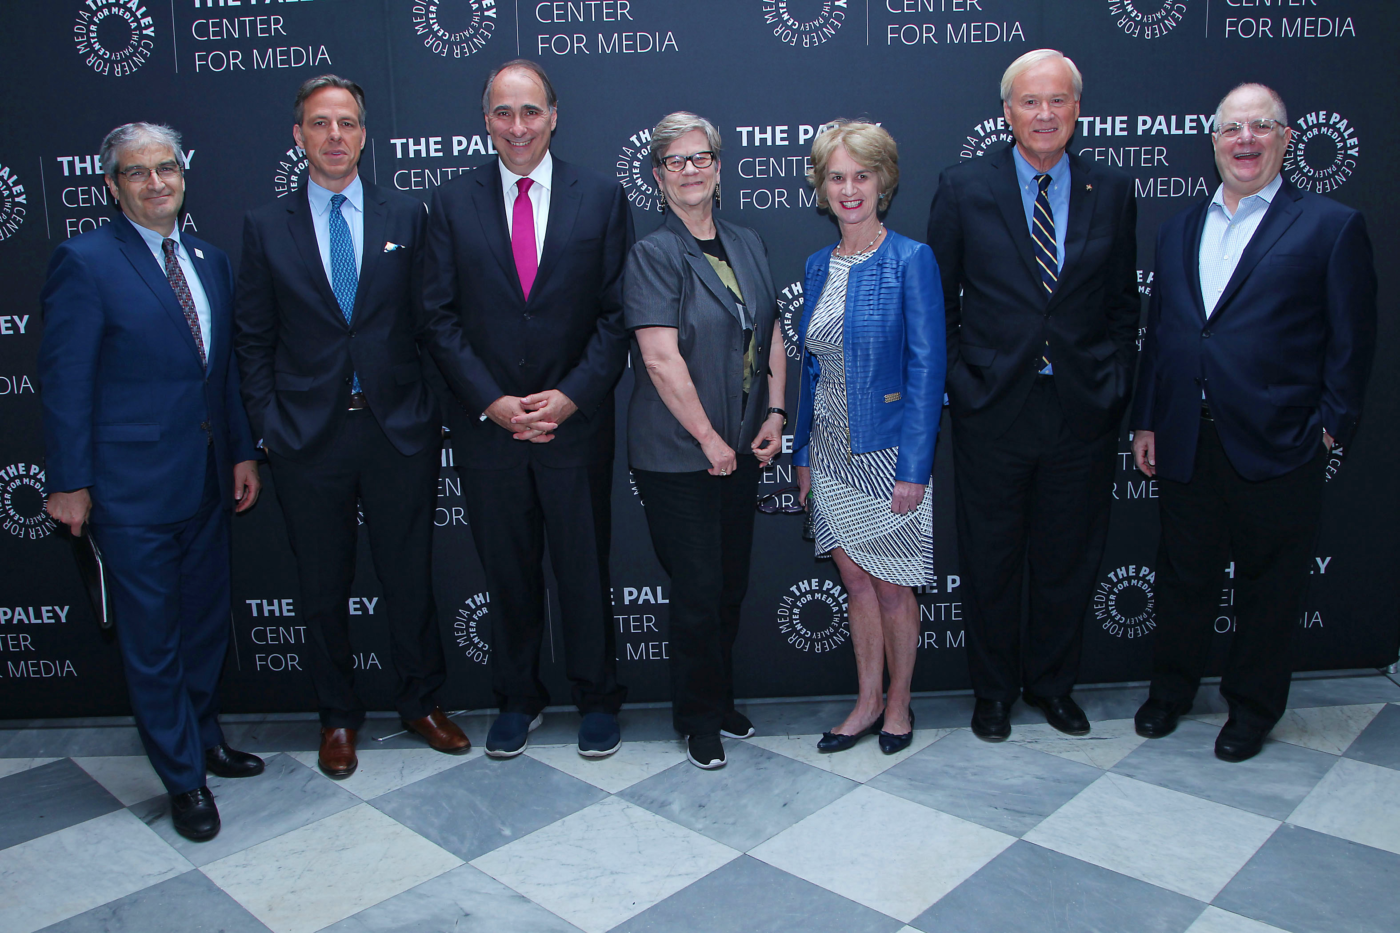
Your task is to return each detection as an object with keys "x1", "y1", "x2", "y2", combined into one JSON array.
[
  {"x1": 319, "y1": 727, "x2": 358, "y2": 778},
  {"x1": 403, "y1": 707, "x2": 472, "y2": 754}
]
